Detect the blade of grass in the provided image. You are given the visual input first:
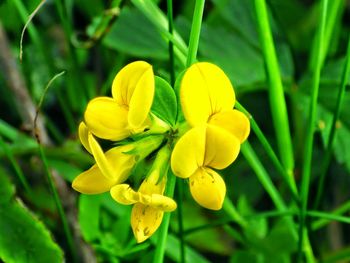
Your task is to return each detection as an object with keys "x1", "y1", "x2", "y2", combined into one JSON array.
[
  {"x1": 253, "y1": 0, "x2": 295, "y2": 177},
  {"x1": 313, "y1": 34, "x2": 350, "y2": 209},
  {"x1": 241, "y1": 142, "x2": 286, "y2": 211},
  {"x1": 298, "y1": 0, "x2": 328, "y2": 261},
  {"x1": 308, "y1": 0, "x2": 345, "y2": 71}
]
